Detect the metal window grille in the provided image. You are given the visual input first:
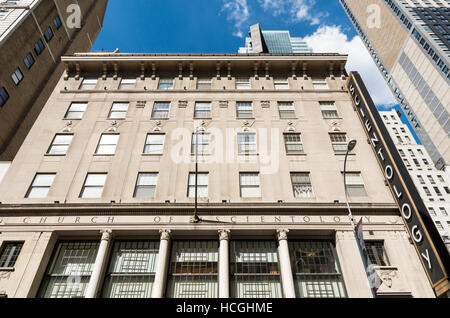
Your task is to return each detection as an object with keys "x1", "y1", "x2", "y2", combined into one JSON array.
[
  {"x1": 236, "y1": 102, "x2": 253, "y2": 118},
  {"x1": 134, "y1": 173, "x2": 158, "y2": 198},
  {"x1": 80, "y1": 173, "x2": 107, "y2": 198},
  {"x1": 188, "y1": 173, "x2": 208, "y2": 198},
  {"x1": 158, "y1": 78, "x2": 173, "y2": 90},
  {"x1": 278, "y1": 102, "x2": 296, "y2": 118},
  {"x1": 365, "y1": 241, "x2": 390, "y2": 267},
  {"x1": 194, "y1": 102, "x2": 211, "y2": 118},
  {"x1": 330, "y1": 133, "x2": 347, "y2": 154},
  {"x1": 197, "y1": 78, "x2": 212, "y2": 89},
  {"x1": 235, "y1": 78, "x2": 251, "y2": 89},
  {"x1": 96, "y1": 134, "x2": 119, "y2": 155},
  {"x1": 152, "y1": 102, "x2": 170, "y2": 118},
  {"x1": 47, "y1": 134, "x2": 73, "y2": 155},
  {"x1": 291, "y1": 172, "x2": 313, "y2": 198},
  {"x1": 144, "y1": 134, "x2": 165, "y2": 154},
  {"x1": 284, "y1": 133, "x2": 304, "y2": 154},
  {"x1": 79, "y1": 78, "x2": 97, "y2": 90},
  {"x1": 0, "y1": 242, "x2": 23, "y2": 268},
  {"x1": 38, "y1": 241, "x2": 99, "y2": 298},
  {"x1": 119, "y1": 78, "x2": 136, "y2": 90},
  {"x1": 289, "y1": 241, "x2": 347, "y2": 298},
  {"x1": 26, "y1": 173, "x2": 56, "y2": 198},
  {"x1": 237, "y1": 133, "x2": 257, "y2": 155},
  {"x1": 166, "y1": 241, "x2": 218, "y2": 298},
  {"x1": 102, "y1": 241, "x2": 159, "y2": 298},
  {"x1": 239, "y1": 173, "x2": 261, "y2": 198},
  {"x1": 191, "y1": 133, "x2": 210, "y2": 155},
  {"x1": 344, "y1": 172, "x2": 367, "y2": 197},
  {"x1": 230, "y1": 241, "x2": 282, "y2": 298},
  {"x1": 109, "y1": 102, "x2": 129, "y2": 119},
  {"x1": 319, "y1": 102, "x2": 338, "y2": 118},
  {"x1": 65, "y1": 102, "x2": 87, "y2": 119}
]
